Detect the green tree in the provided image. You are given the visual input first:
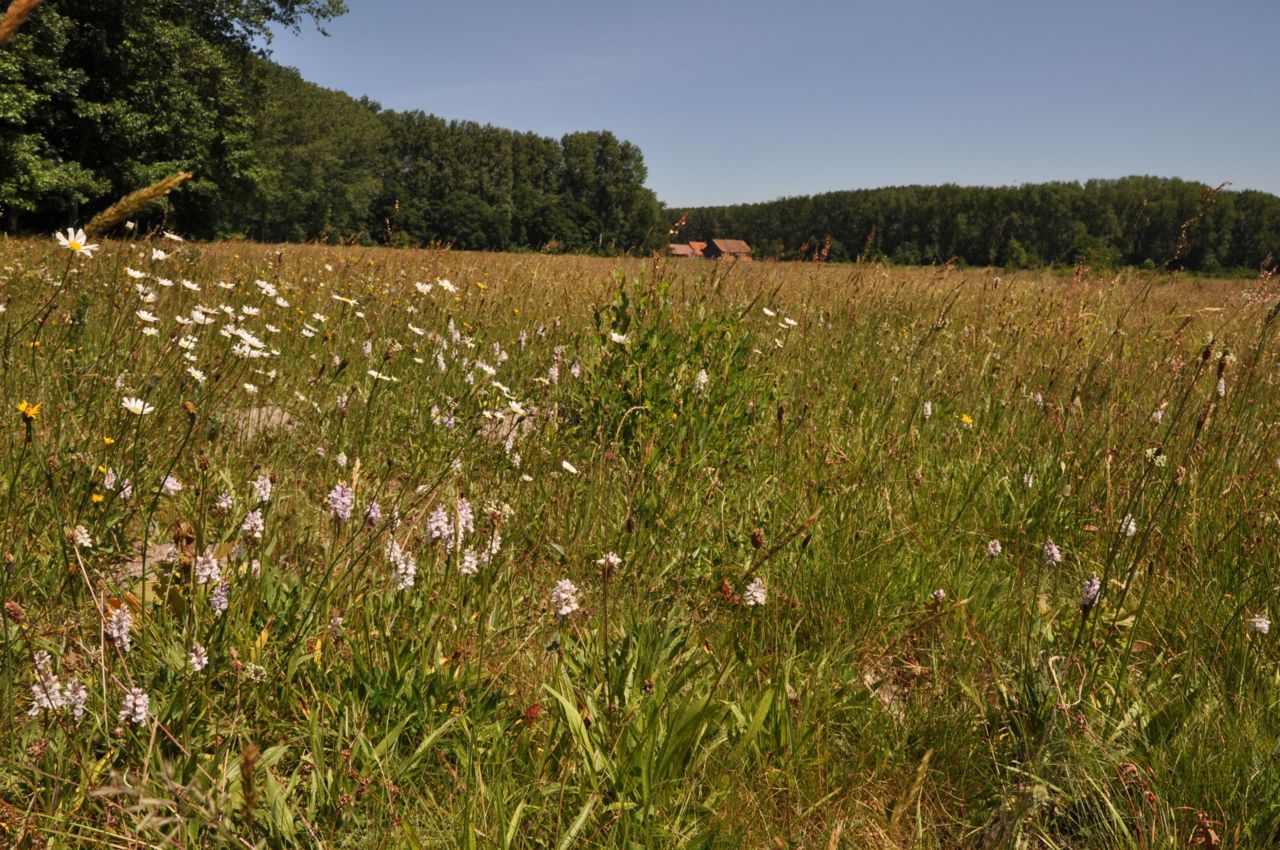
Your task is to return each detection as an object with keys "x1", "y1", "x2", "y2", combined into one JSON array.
[
  {"x1": 561, "y1": 131, "x2": 662, "y2": 252},
  {"x1": 671, "y1": 177, "x2": 1280, "y2": 272},
  {"x1": 0, "y1": 0, "x2": 346, "y2": 234},
  {"x1": 234, "y1": 62, "x2": 386, "y2": 242}
]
